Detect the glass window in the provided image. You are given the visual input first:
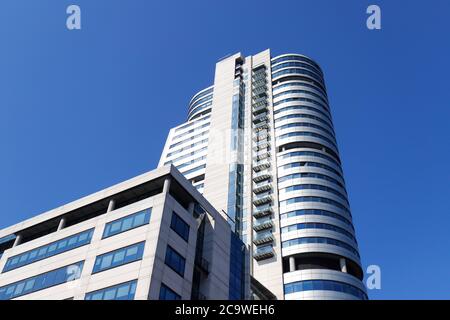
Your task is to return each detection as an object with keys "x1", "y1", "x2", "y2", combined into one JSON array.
[
  {"x1": 85, "y1": 280, "x2": 137, "y2": 300},
  {"x1": 284, "y1": 280, "x2": 367, "y2": 300},
  {"x1": 164, "y1": 246, "x2": 185, "y2": 277},
  {"x1": 159, "y1": 283, "x2": 181, "y2": 300},
  {"x1": 102, "y1": 209, "x2": 151, "y2": 239},
  {"x1": 170, "y1": 212, "x2": 190, "y2": 242},
  {"x1": 0, "y1": 262, "x2": 84, "y2": 300},
  {"x1": 3, "y1": 229, "x2": 94, "y2": 273},
  {"x1": 92, "y1": 242, "x2": 145, "y2": 274}
]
